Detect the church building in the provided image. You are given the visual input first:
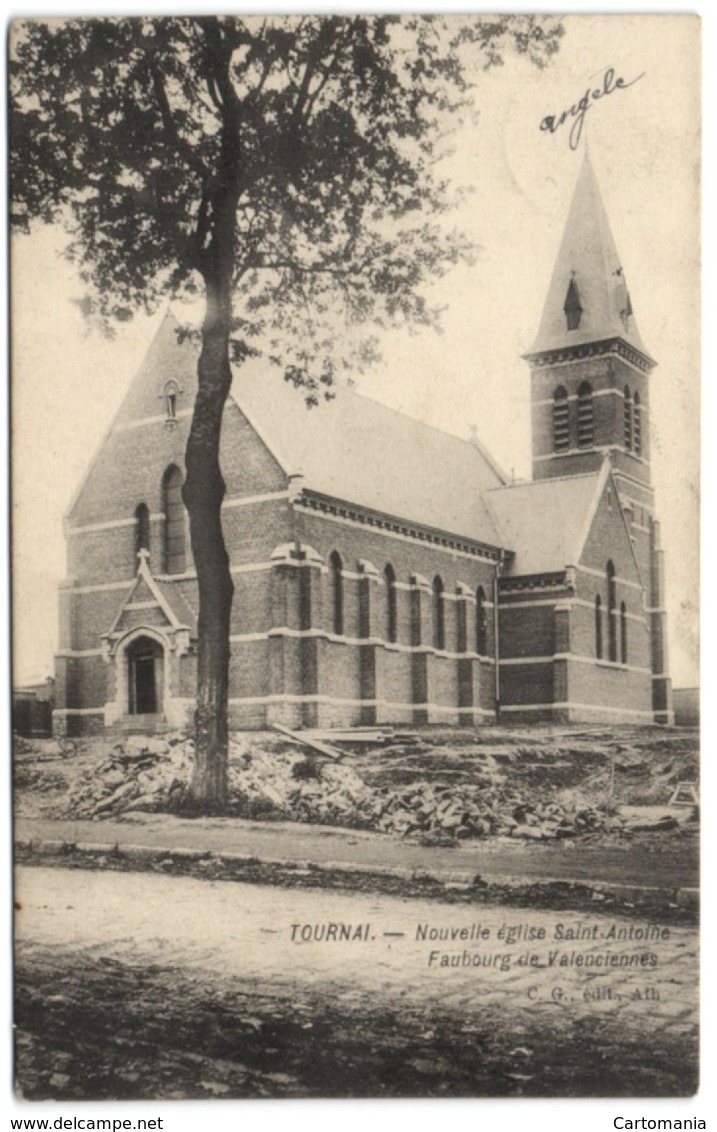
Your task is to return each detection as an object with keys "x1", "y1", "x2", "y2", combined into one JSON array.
[{"x1": 53, "y1": 156, "x2": 674, "y2": 735}]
